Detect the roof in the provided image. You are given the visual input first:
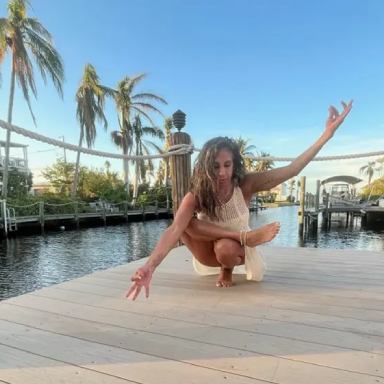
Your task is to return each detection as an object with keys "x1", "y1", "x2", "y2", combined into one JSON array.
[{"x1": 321, "y1": 175, "x2": 363, "y2": 185}]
